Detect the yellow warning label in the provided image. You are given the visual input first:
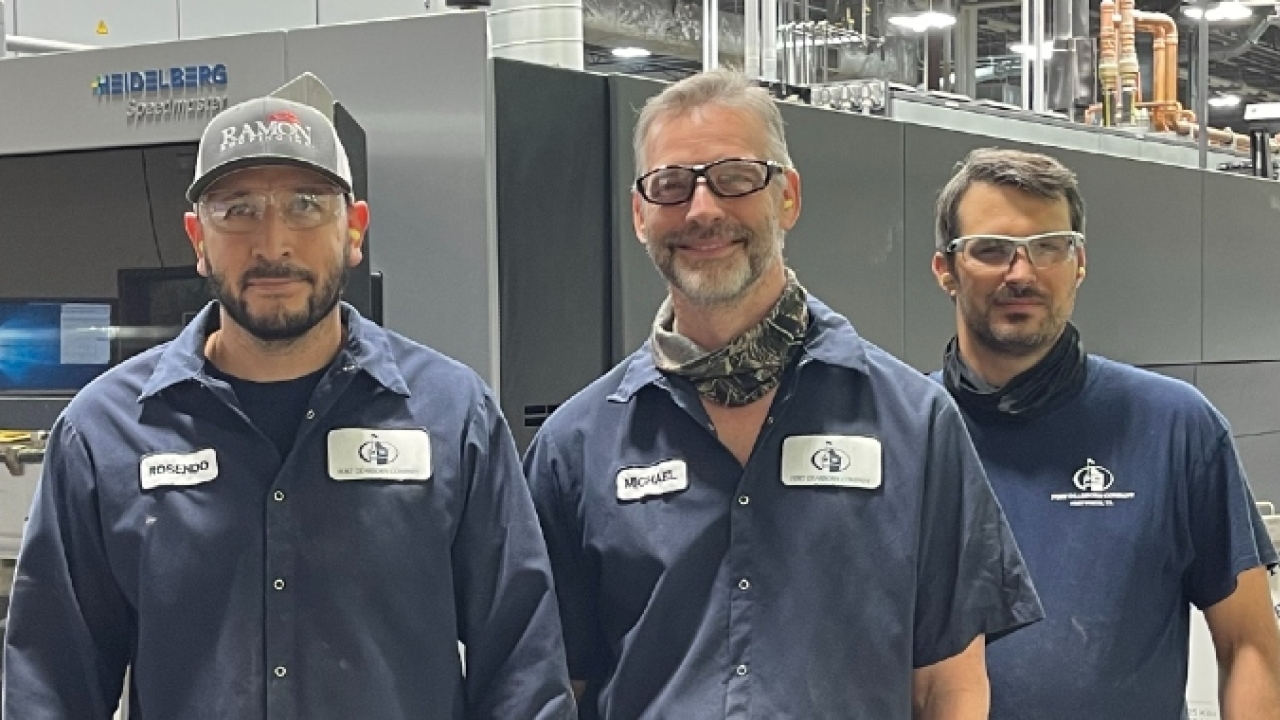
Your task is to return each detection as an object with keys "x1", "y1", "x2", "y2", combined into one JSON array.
[{"x1": 96, "y1": 20, "x2": 109, "y2": 35}]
